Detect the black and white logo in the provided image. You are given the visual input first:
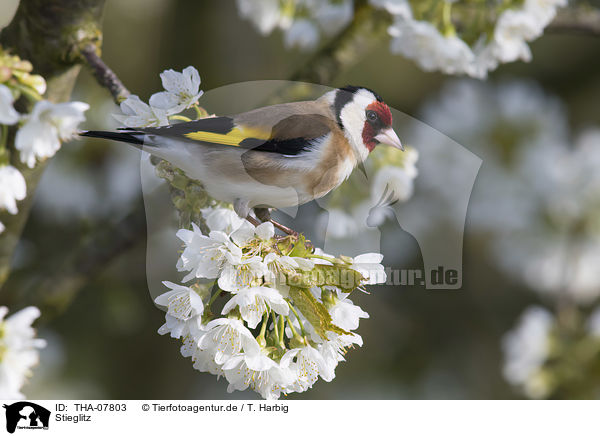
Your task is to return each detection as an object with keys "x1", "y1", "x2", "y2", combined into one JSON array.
[{"x1": 3, "y1": 402, "x2": 50, "y2": 433}]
